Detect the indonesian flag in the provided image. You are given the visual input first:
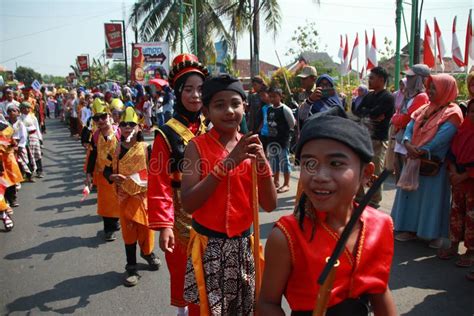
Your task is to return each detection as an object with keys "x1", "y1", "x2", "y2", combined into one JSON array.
[
  {"x1": 423, "y1": 20, "x2": 436, "y2": 68},
  {"x1": 338, "y1": 34, "x2": 344, "y2": 61},
  {"x1": 434, "y1": 18, "x2": 446, "y2": 70},
  {"x1": 360, "y1": 66, "x2": 366, "y2": 79},
  {"x1": 365, "y1": 30, "x2": 370, "y2": 69},
  {"x1": 466, "y1": 9, "x2": 474, "y2": 71},
  {"x1": 452, "y1": 16, "x2": 465, "y2": 68},
  {"x1": 349, "y1": 33, "x2": 359, "y2": 70},
  {"x1": 367, "y1": 29, "x2": 377, "y2": 70},
  {"x1": 340, "y1": 34, "x2": 350, "y2": 75}
]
